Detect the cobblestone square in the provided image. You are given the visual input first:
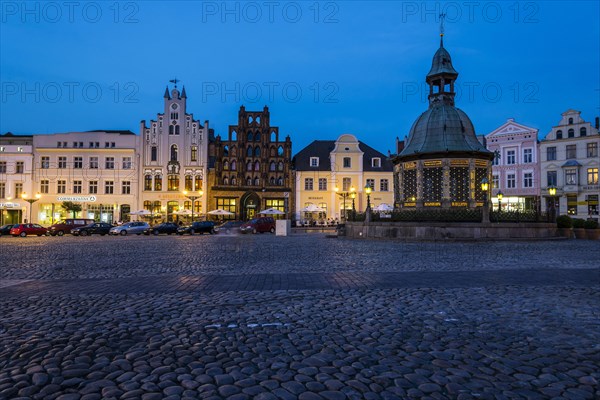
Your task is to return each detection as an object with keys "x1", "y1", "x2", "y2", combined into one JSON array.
[{"x1": 1, "y1": 234, "x2": 599, "y2": 400}]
